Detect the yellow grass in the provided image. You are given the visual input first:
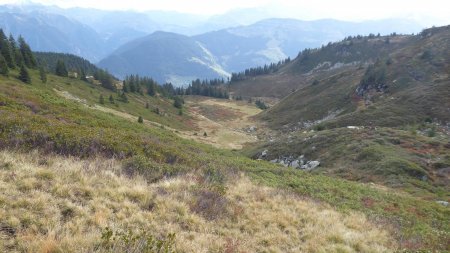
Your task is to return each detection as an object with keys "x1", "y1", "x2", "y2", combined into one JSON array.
[
  {"x1": 179, "y1": 98, "x2": 265, "y2": 149},
  {"x1": 0, "y1": 150, "x2": 394, "y2": 252}
]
